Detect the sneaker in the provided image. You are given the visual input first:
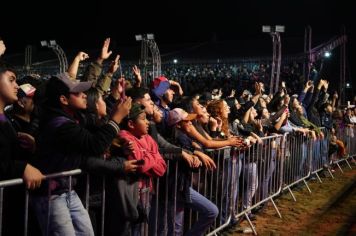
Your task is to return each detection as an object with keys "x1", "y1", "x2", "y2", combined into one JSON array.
[
  {"x1": 247, "y1": 213, "x2": 257, "y2": 221},
  {"x1": 253, "y1": 203, "x2": 267, "y2": 213}
]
